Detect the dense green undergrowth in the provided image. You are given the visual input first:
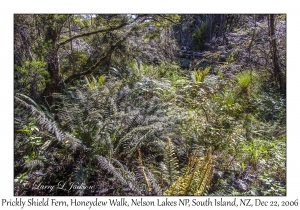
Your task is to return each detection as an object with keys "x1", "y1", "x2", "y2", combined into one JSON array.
[
  {"x1": 14, "y1": 14, "x2": 286, "y2": 196},
  {"x1": 14, "y1": 60, "x2": 286, "y2": 196}
]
